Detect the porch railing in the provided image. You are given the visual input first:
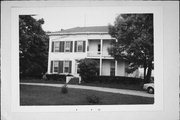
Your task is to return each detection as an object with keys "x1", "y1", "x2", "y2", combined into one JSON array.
[
  {"x1": 87, "y1": 51, "x2": 111, "y2": 57},
  {"x1": 87, "y1": 51, "x2": 101, "y2": 57}
]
